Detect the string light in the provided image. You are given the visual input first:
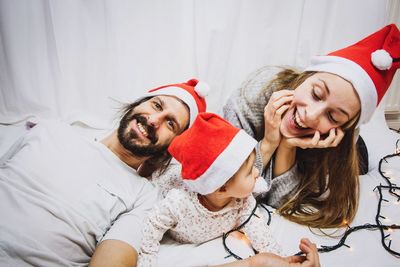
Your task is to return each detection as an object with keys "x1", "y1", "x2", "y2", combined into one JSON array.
[
  {"x1": 222, "y1": 203, "x2": 259, "y2": 260},
  {"x1": 222, "y1": 139, "x2": 400, "y2": 259}
]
